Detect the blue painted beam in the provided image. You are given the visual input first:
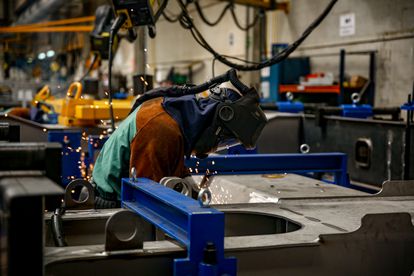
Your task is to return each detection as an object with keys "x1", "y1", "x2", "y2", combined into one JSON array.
[
  {"x1": 185, "y1": 153, "x2": 349, "y2": 187},
  {"x1": 122, "y1": 178, "x2": 237, "y2": 276}
]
